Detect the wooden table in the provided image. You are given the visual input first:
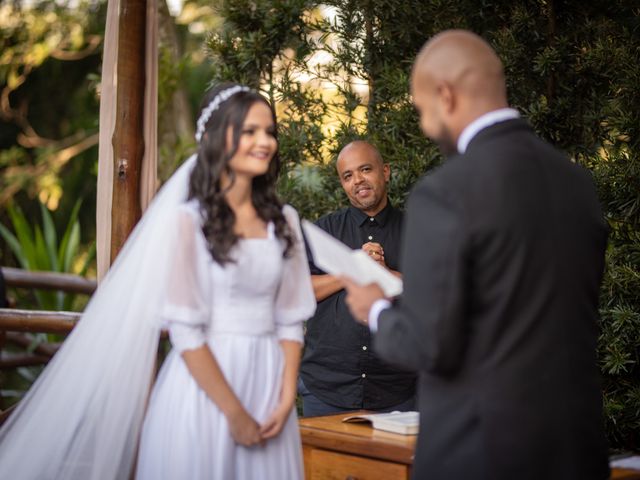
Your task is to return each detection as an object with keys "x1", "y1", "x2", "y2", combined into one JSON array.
[
  {"x1": 300, "y1": 412, "x2": 416, "y2": 480},
  {"x1": 616, "y1": 468, "x2": 640, "y2": 480},
  {"x1": 299, "y1": 412, "x2": 640, "y2": 480}
]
